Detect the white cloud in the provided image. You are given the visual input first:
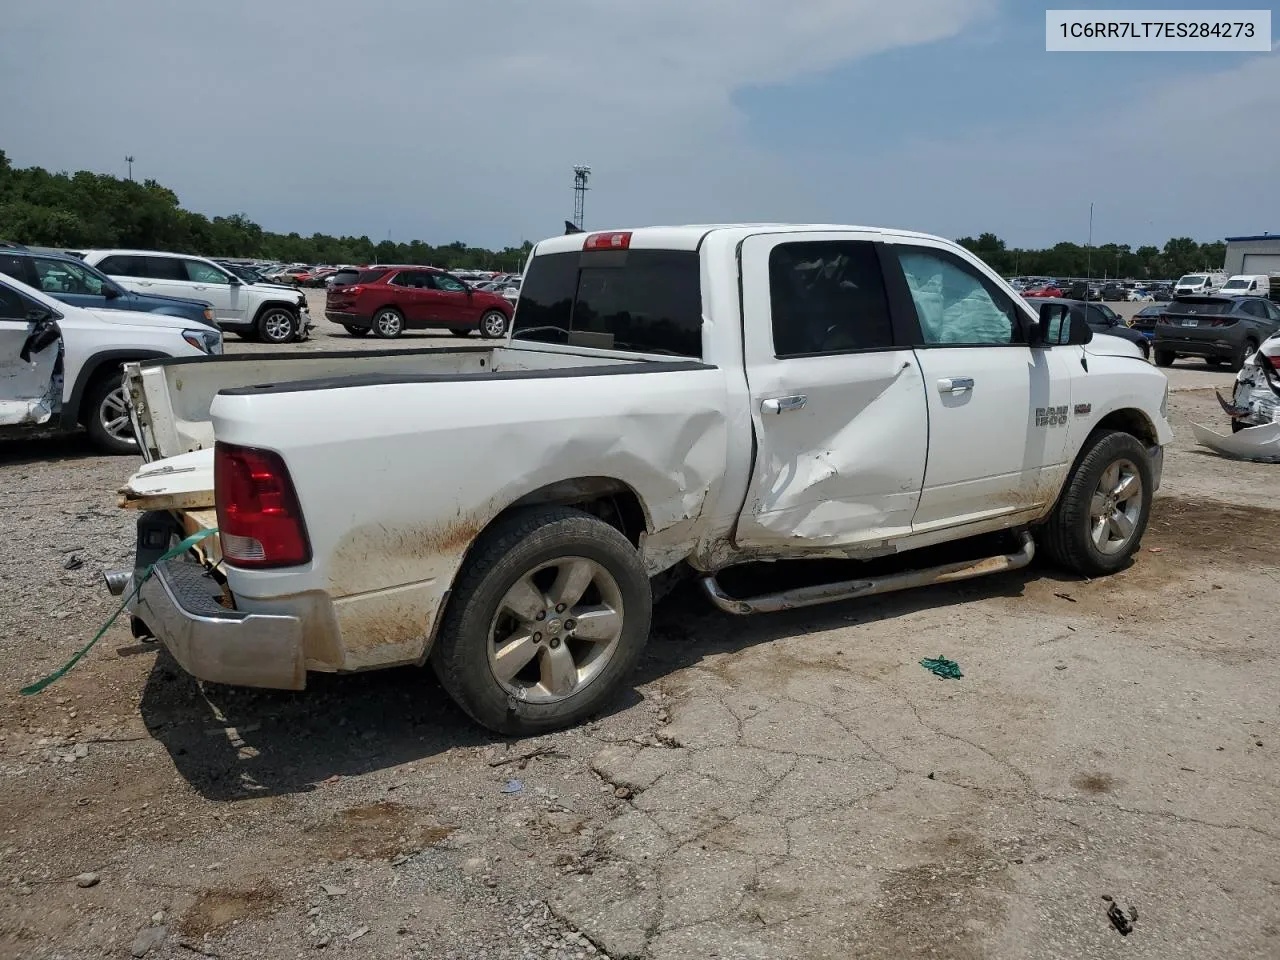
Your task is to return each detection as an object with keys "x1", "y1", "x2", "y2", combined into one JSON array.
[{"x1": 0, "y1": 0, "x2": 997, "y2": 245}]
